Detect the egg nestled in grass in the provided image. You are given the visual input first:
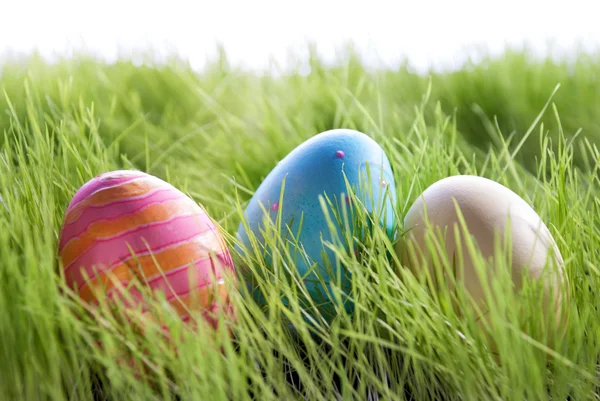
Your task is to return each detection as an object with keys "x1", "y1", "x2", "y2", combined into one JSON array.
[
  {"x1": 398, "y1": 175, "x2": 568, "y2": 337},
  {"x1": 58, "y1": 170, "x2": 236, "y2": 331},
  {"x1": 236, "y1": 129, "x2": 397, "y2": 324}
]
